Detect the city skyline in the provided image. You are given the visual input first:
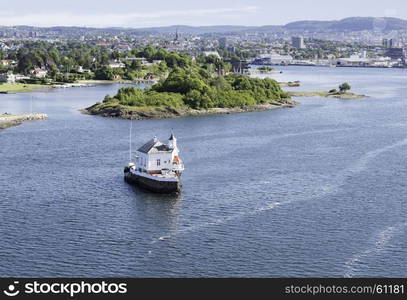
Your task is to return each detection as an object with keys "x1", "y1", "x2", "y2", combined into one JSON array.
[{"x1": 0, "y1": 0, "x2": 407, "y2": 28}]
